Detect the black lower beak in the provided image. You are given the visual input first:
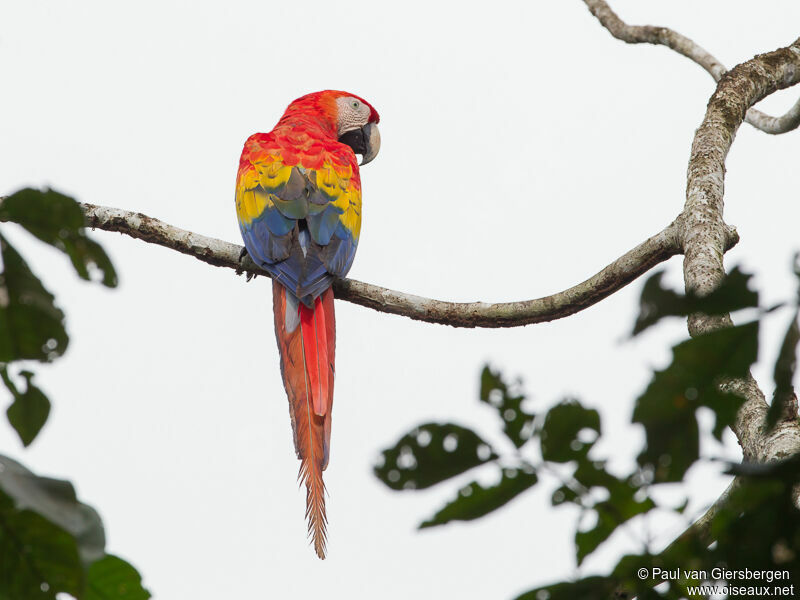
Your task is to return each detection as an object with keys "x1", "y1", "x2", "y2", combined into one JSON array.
[
  {"x1": 339, "y1": 123, "x2": 381, "y2": 166},
  {"x1": 339, "y1": 128, "x2": 367, "y2": 155}
]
